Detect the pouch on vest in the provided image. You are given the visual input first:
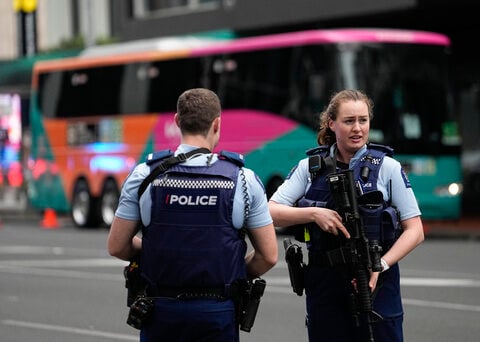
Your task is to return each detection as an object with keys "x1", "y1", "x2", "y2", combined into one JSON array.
[
  {"x1": 356, "y1": 190, "x2": 402, "y2": 250},
  {"x1": 382, "y1": 206, "x2": 403, "y2": 243},
  {"x1": 357, "y1": 191, "x2": 384, "y2": 242},
  {"x1": 292, "y1": 197, "x2": 328, "y2": 242}
]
